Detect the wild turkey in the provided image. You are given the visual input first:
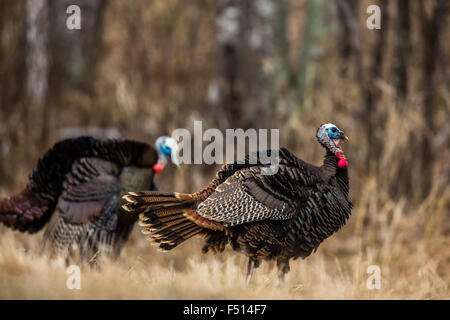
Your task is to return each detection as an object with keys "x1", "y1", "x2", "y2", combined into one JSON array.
[
  {"x1": 122, "y1": 123, "x2": 351, "y2": 282},
  {"x1": 0, "y1": 136, "x2": 180, "y2": 262}
]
